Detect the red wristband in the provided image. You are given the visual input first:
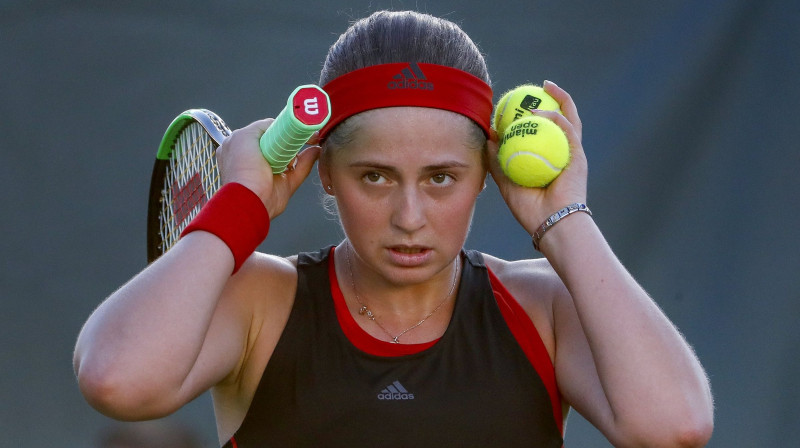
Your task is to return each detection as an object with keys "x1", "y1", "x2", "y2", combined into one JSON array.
[{"x1": 180, "y1": 183, "x2": 270, "y2": 274}]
